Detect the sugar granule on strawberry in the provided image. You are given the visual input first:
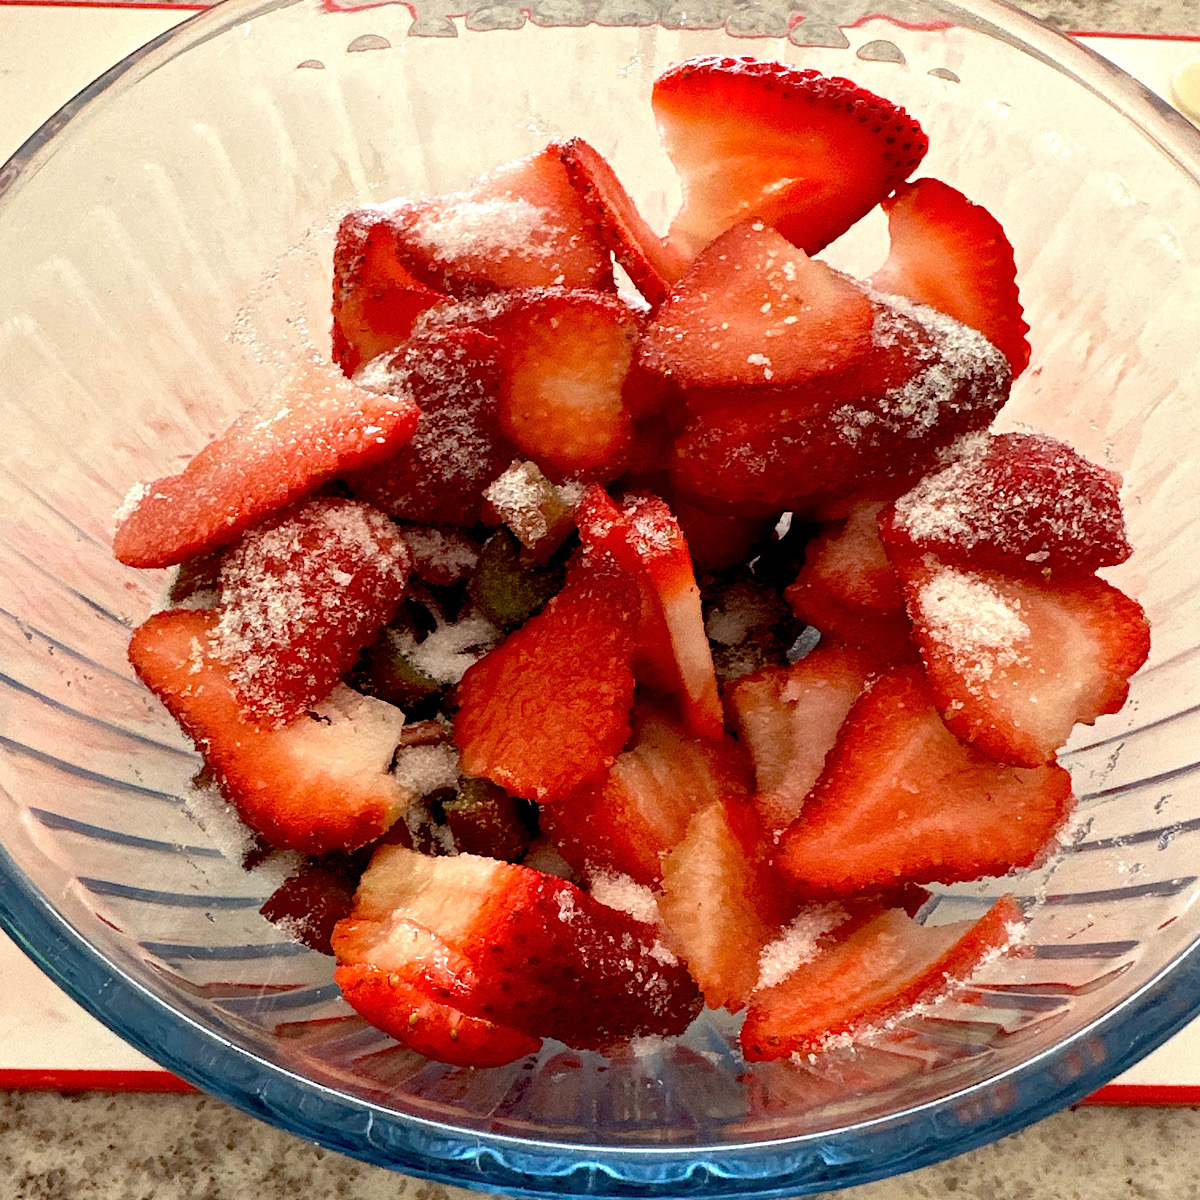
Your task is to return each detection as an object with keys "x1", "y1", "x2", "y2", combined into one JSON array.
[
  {"x1": 652, "y1": 56, "x2": 928, "y2": 260},
  {"x1": 113, "y1": 354, "x2": 421, "y2": 569},
  {"x1": 881, "y1": 430, "x2": 1132, "y2": 578}
]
